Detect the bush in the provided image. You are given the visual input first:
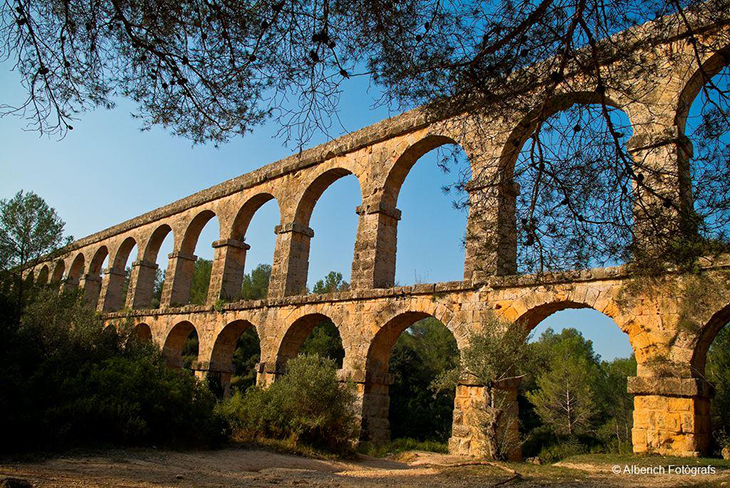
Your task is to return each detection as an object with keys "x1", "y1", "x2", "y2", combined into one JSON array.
[
  {"x1": 0, "y1": 289, "x2": 225, "y2": 452},
  {"x1": 218, "y1": 354, "x2": 358, "y2": 453}
]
